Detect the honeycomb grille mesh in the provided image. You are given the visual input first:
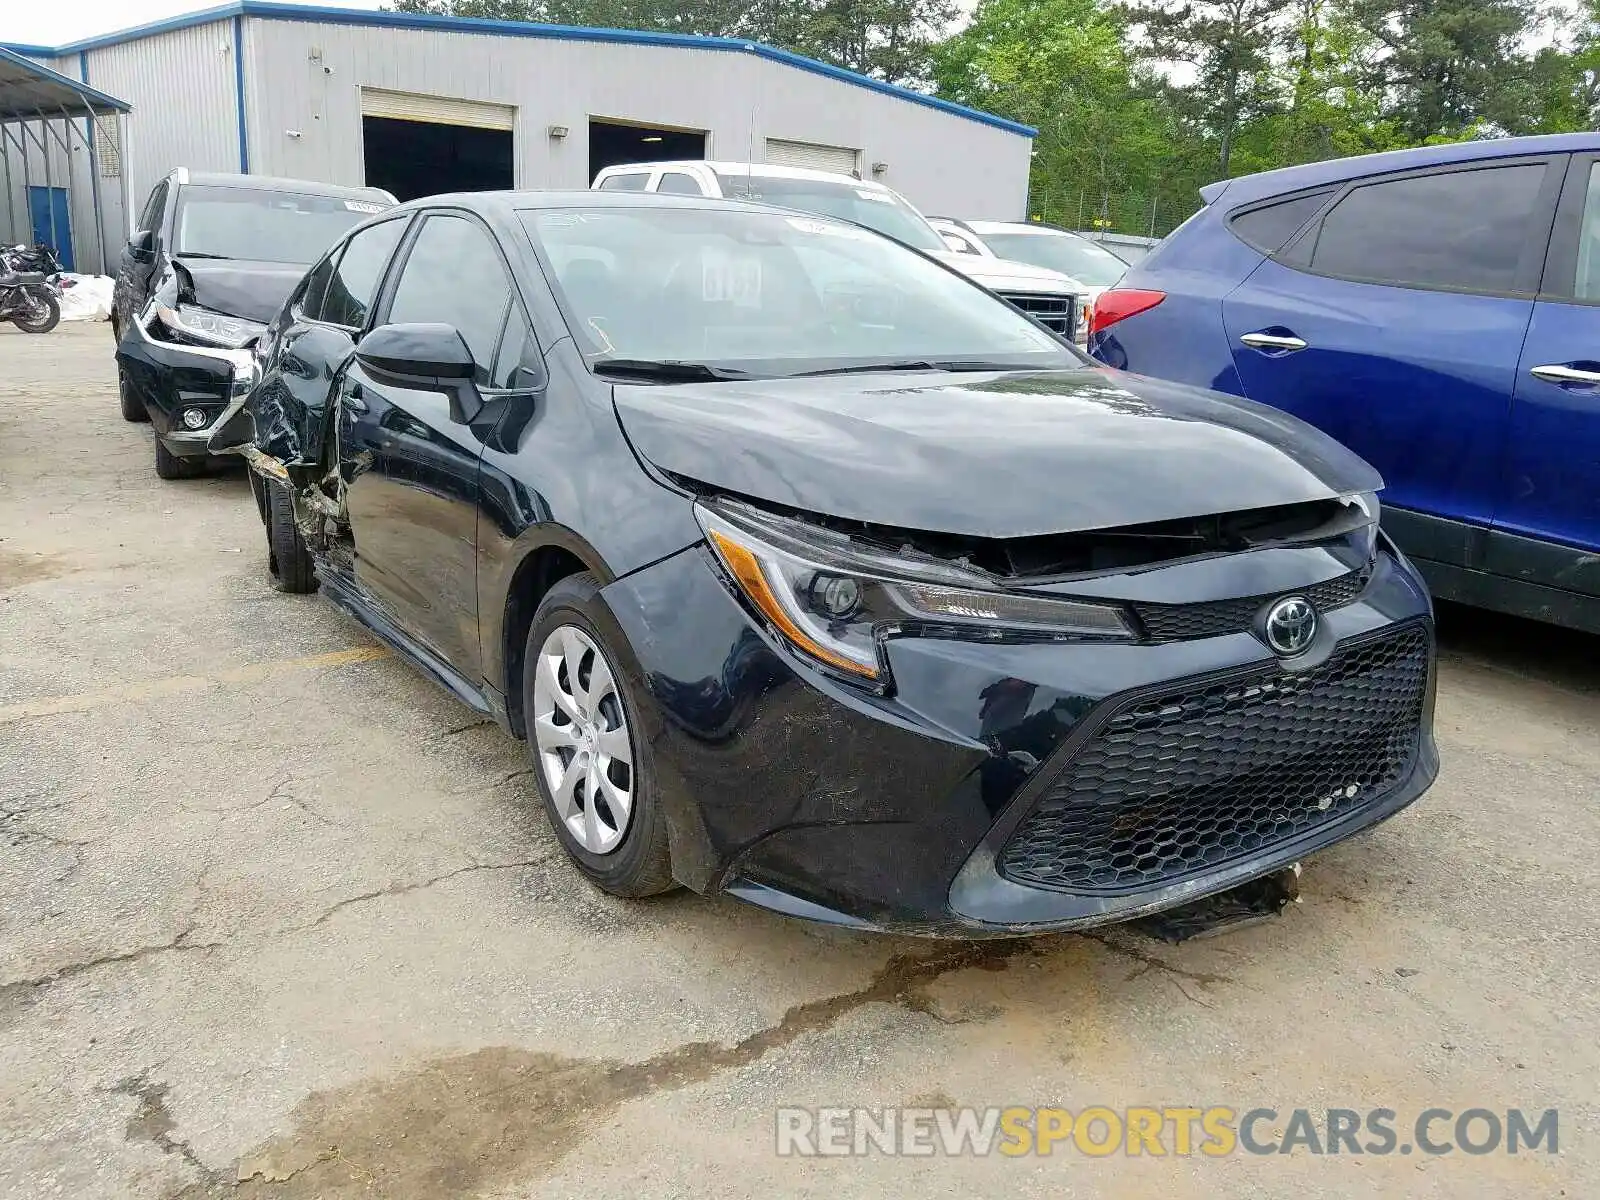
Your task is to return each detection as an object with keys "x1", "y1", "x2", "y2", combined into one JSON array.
[
  {"x1": 998, "y1": 623, "x2": 1430, "y2": 895},
  {"x1": 1130, "y1": 563, "x2": 1373, "y2": 642}
]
